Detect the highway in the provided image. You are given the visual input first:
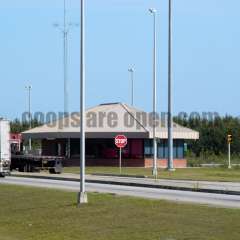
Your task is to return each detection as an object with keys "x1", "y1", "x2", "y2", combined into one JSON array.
[{"x1": 1, "y1": 176, "x2": 240, "y2": 208}]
